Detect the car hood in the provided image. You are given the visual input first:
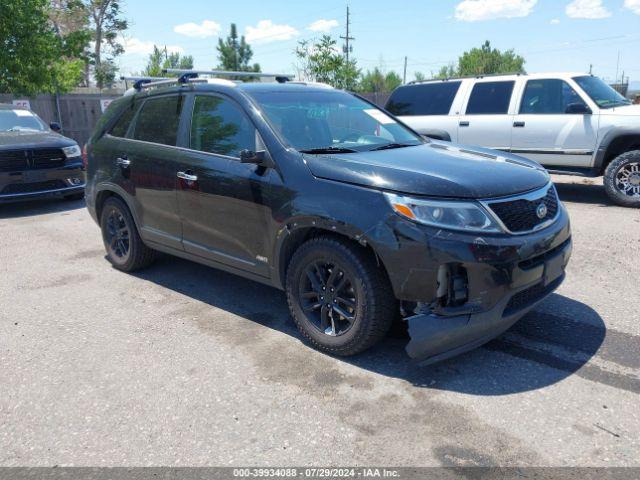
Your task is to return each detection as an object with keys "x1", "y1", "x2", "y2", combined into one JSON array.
[
  {"x1": 0, "y1": 131, "x2": 76, "y2": 150},
  {"x1": 303, "y1": 141, "x2": 550, "y2": 199},
  {"x1": 599, "y1": 104, "x2": 640, "y2": 116}
]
